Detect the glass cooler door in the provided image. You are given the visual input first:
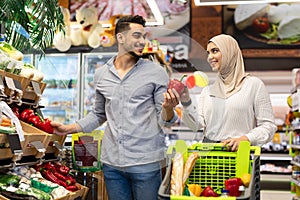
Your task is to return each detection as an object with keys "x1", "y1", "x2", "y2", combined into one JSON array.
[{"x1": 35, "y1": 53, "x2": 81, "y2": 124}]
